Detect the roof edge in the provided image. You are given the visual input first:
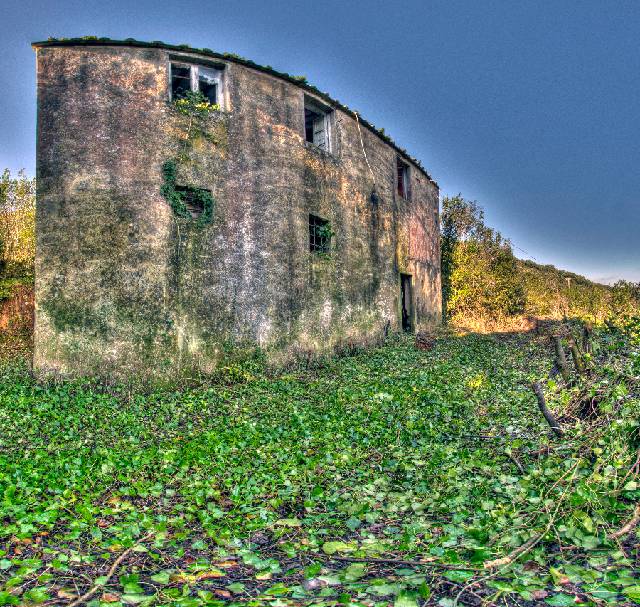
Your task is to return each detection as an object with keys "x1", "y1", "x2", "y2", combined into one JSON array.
[{"x1": 32, "y1": 37, "x2": 437, "y2": 186}]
